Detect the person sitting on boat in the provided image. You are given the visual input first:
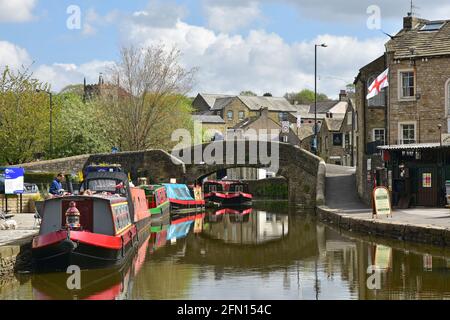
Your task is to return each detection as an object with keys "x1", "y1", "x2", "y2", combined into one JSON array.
[{"x1": 49, "y1": 173, "x2": 65, "y2": 196}]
